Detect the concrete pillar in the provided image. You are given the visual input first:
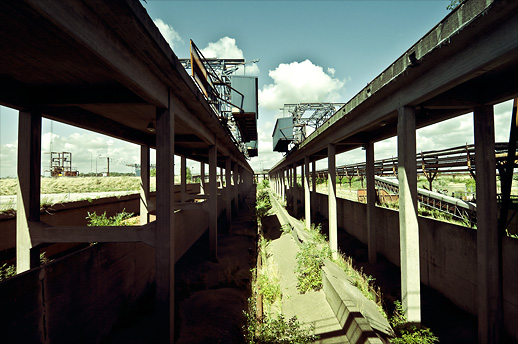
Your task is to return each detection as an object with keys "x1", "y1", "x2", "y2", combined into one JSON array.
[
  {"x1": 287, "y1": 167, "x2": 291, "y2": 209},
  {"x1": 397, "y1": 106, "x2": 421, "y2": 323},
  {"x1": 16, "y1": 111, "x2": 42, "y2": 273},
  {"x1": 200, "y1": 162, "x2": 205, "y2": 195},
  {"x1": 209, "y1": 144, "x2": 218, "y2": 260},
  {"x1": 304, "y1": 156, "x2": 311, "y2": 229},
  {"x1": 140, "y1": 145, "x2": 150, "y2": 225},
  {"x1": 312, "y1": 160, "x2": 317, "y2": 220},
  {"x1": 293, "y1": 164, "x2": 298, "y2": 214},
  {"x1": 474, "y1": 106, "x2": 501, "y2": 344},
  {"x1": 301, "y1": 162, "x2": 305, "y2": 210},
  {"x1": 155, "y1": 104, "x2": 175, "y2": 342},
  {"x1": 225, "y1": 157, "x2": 232, "y2": 227},
  {"x1": 181, "y1": 155, "x2": 187, "y2": 203},
  {"x1": 233, "y1": 162, "x2": 238, "y2": 210},
  {"x1": 276, "y1": 171, "x2": 280, "y2": 195},
  {"x1": 366, "y1": 142, "x2": 377, "y2": 263},
  {"x1": 328, "y1": 144, "x2": 338, "y2": 260}
]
